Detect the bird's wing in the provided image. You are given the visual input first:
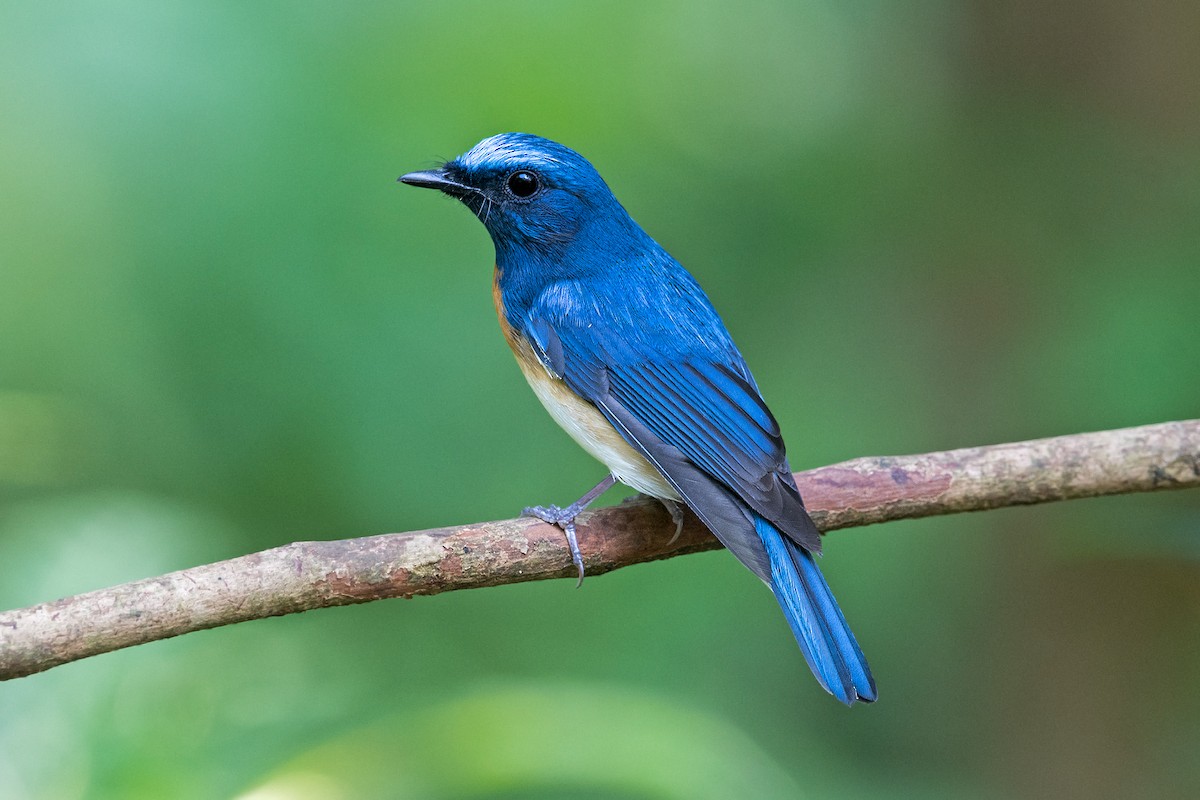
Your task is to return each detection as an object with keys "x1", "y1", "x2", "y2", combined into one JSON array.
[{"x1": 522, "y1": 282, "x2": 822, "y2": 580}]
